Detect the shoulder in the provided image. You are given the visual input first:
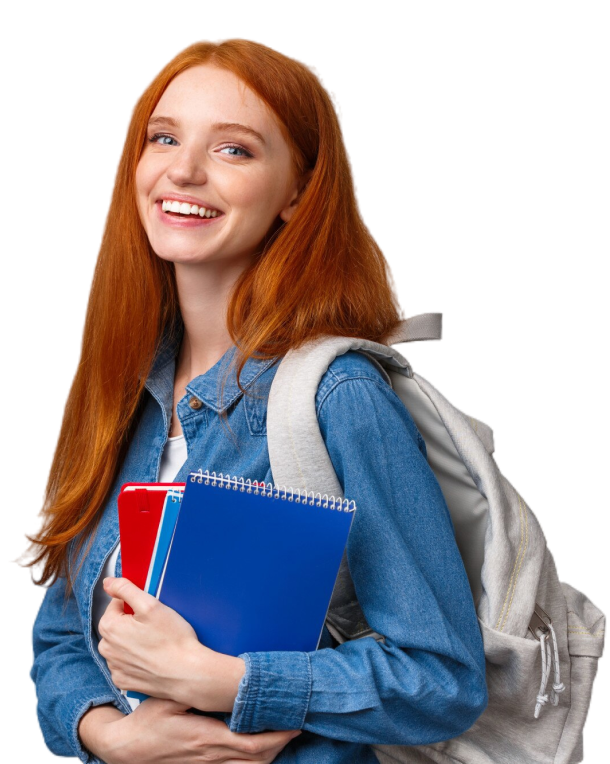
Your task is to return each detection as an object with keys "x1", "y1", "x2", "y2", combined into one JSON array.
[
  {"x1": 315, "y1": 350, "x2": 427, "y2": 458},
  {"x1": 315, "y1": 350, "x2": 390, "y2": 413}
]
